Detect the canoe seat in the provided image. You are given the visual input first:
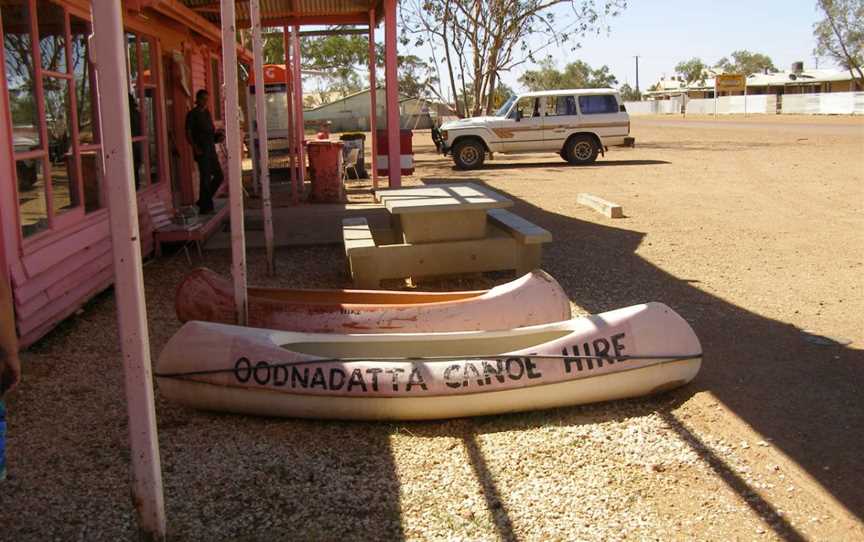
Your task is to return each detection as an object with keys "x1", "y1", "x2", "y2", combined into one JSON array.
[{"x1": 487, "y1": 209, "x2": 552, "y2": 244}]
